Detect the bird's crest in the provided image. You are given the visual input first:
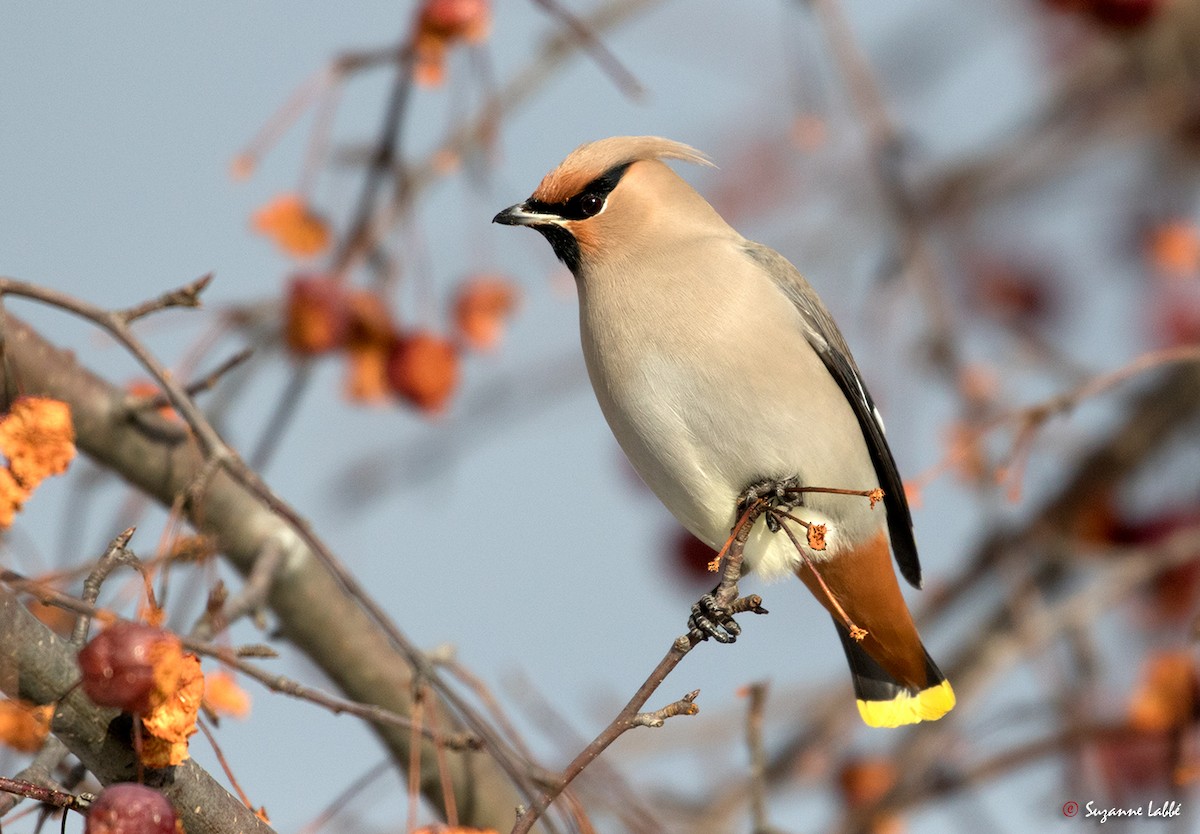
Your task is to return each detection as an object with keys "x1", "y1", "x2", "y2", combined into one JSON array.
[{"x1": 530, "y1": 136, "x2": 713, "y2": 205}]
